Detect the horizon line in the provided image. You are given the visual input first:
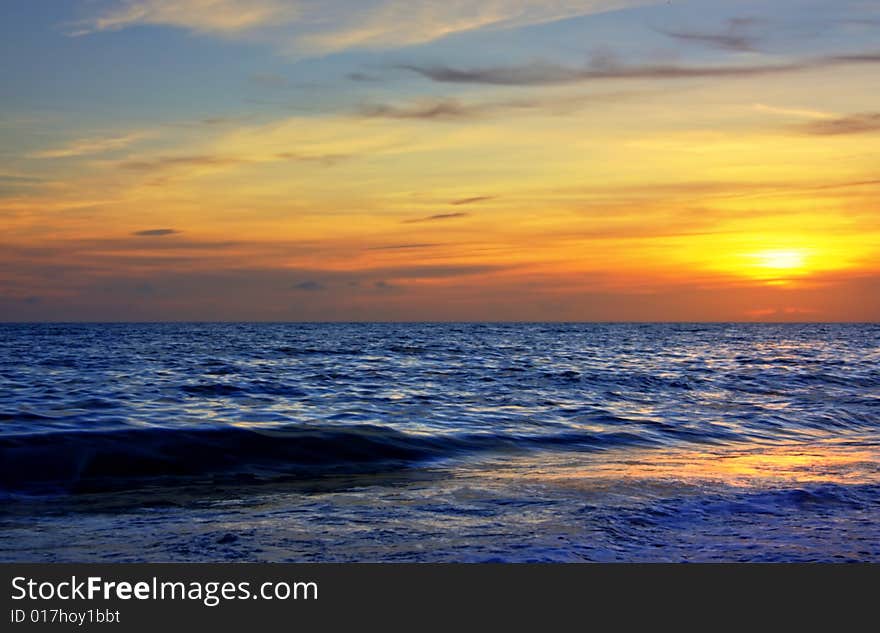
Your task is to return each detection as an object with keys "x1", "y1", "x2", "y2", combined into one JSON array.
[{"x1": 2, "y1": 320, "x2": 877, "y2": 325}]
